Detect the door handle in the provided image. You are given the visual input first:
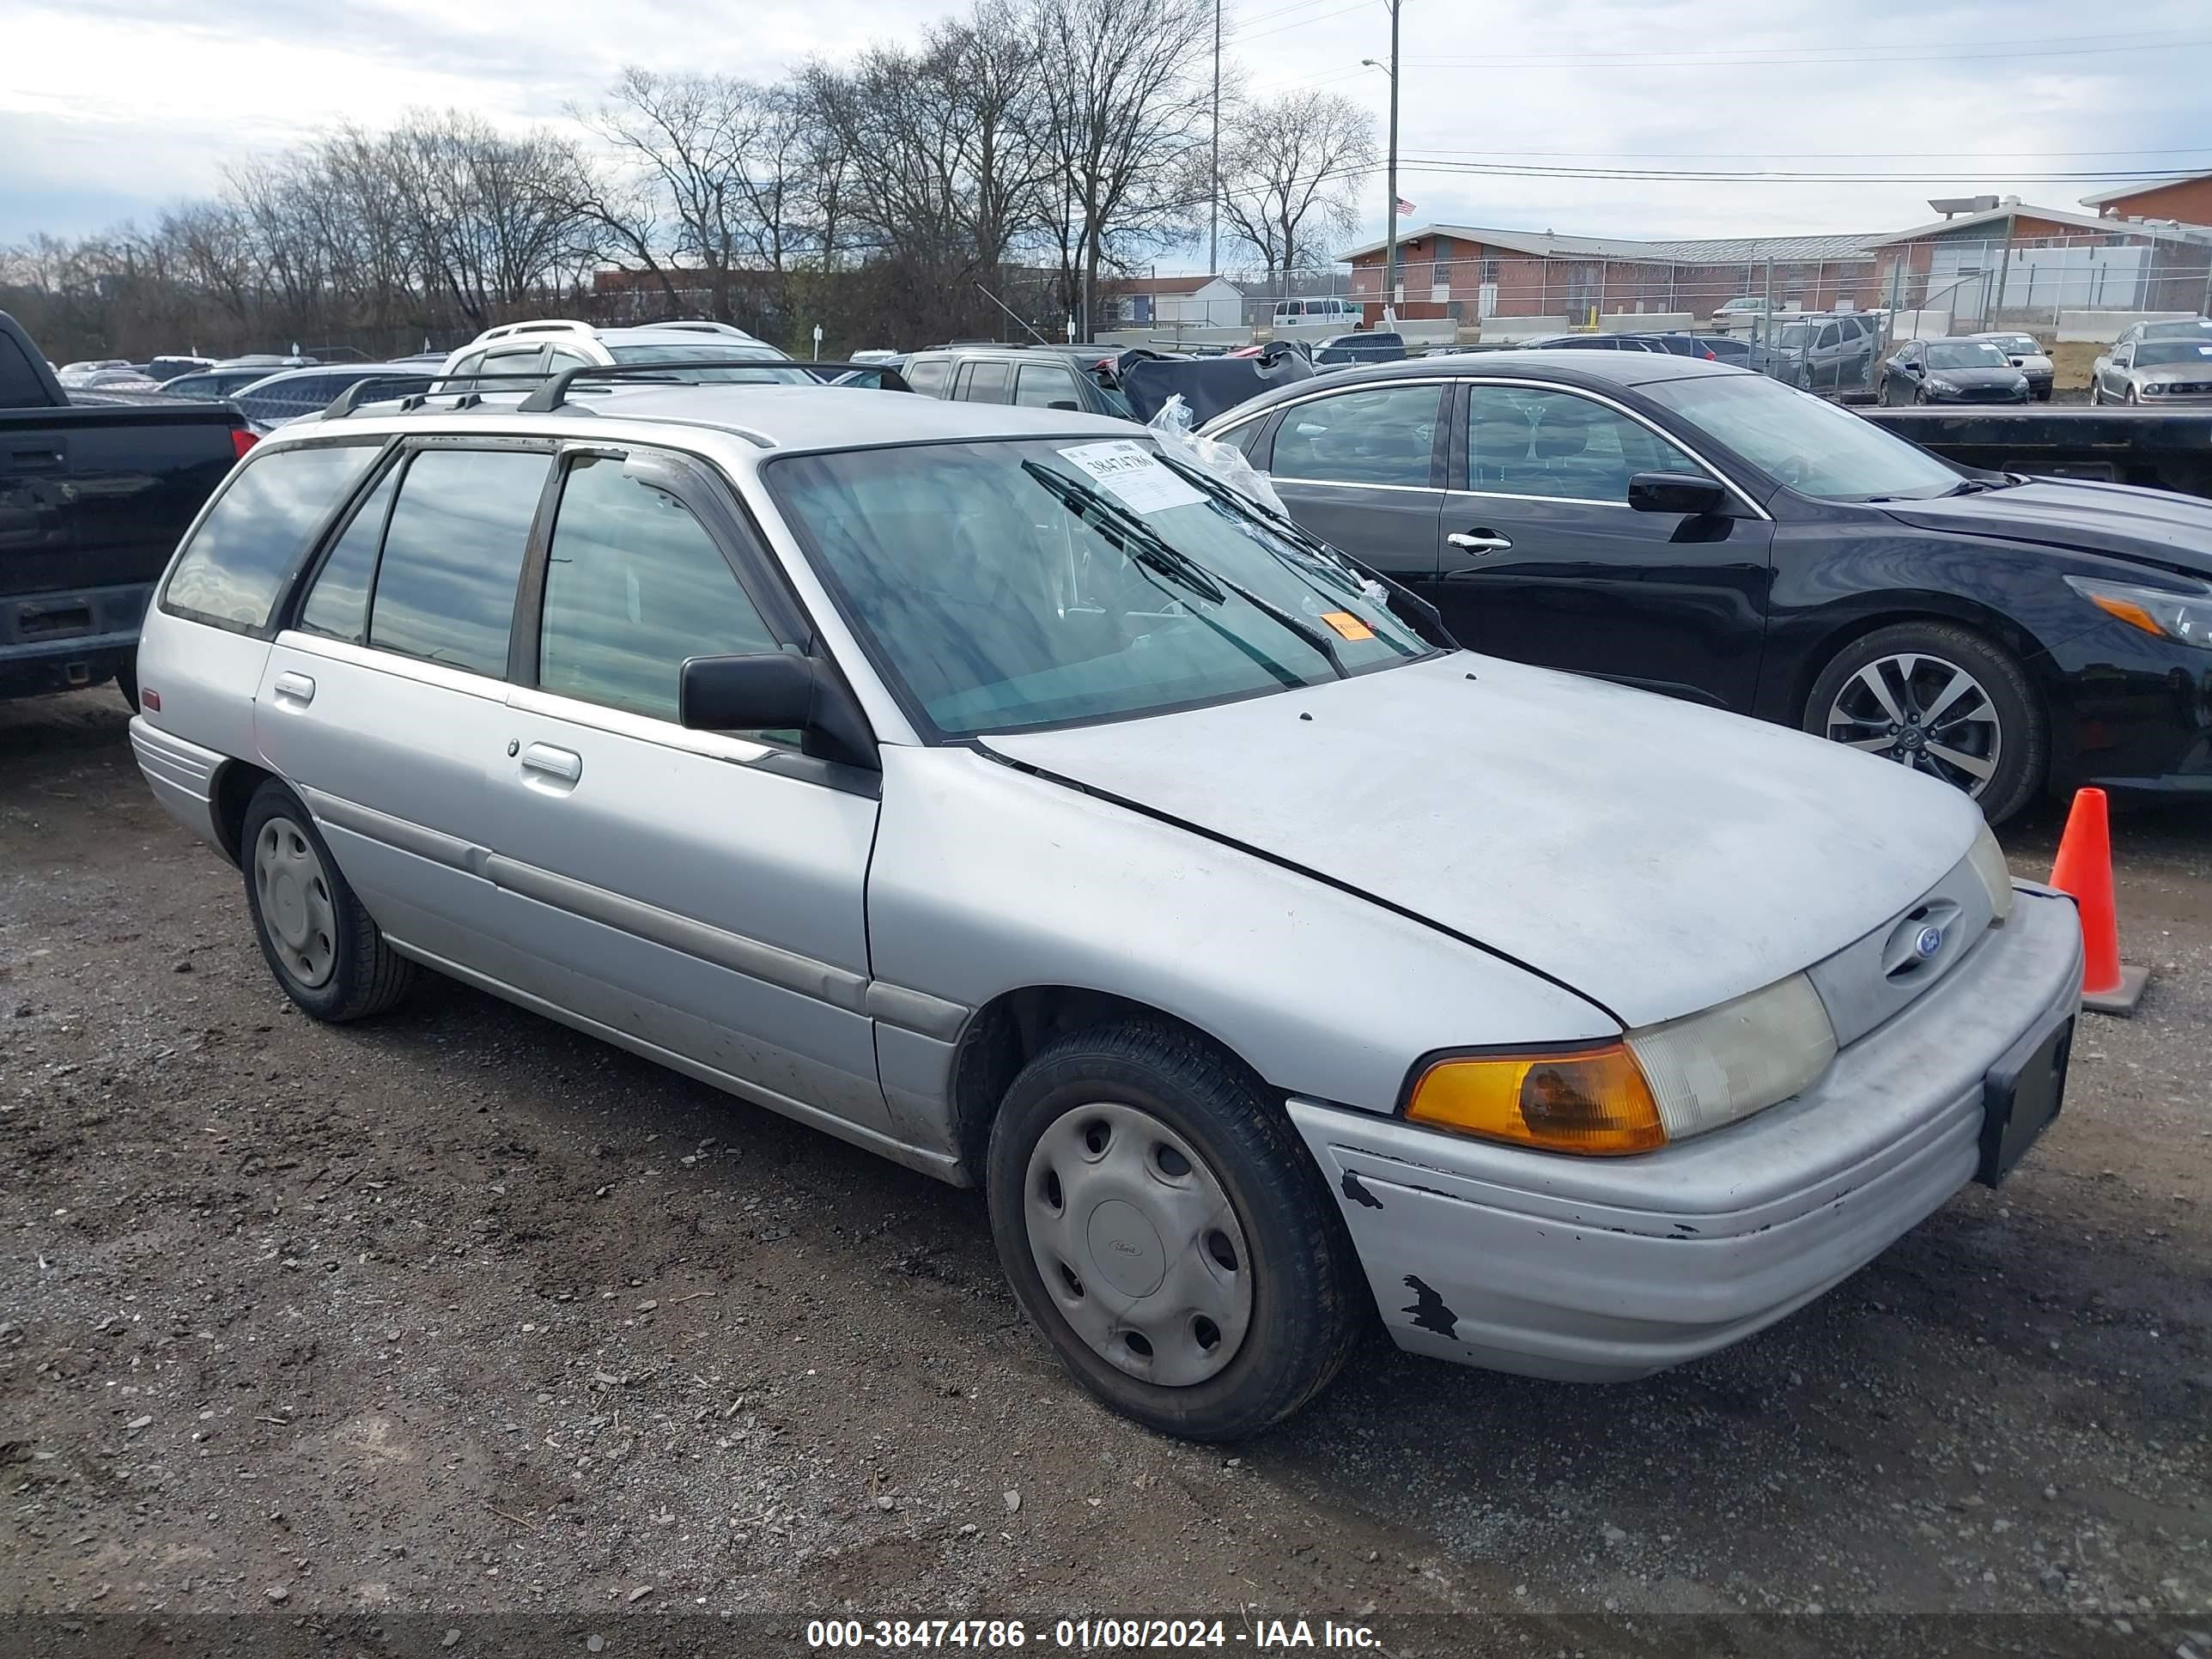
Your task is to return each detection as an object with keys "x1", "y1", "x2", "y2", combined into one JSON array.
[
  {"x1": 1447, "y1": 532, "x2": 1513, "y2": 553},
  {"x1": 520, "y1": 743, "x2": 582, "y2": 785},
  {"x1": 272, "y1": 671, "x2": 316, "y2": 704}
]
